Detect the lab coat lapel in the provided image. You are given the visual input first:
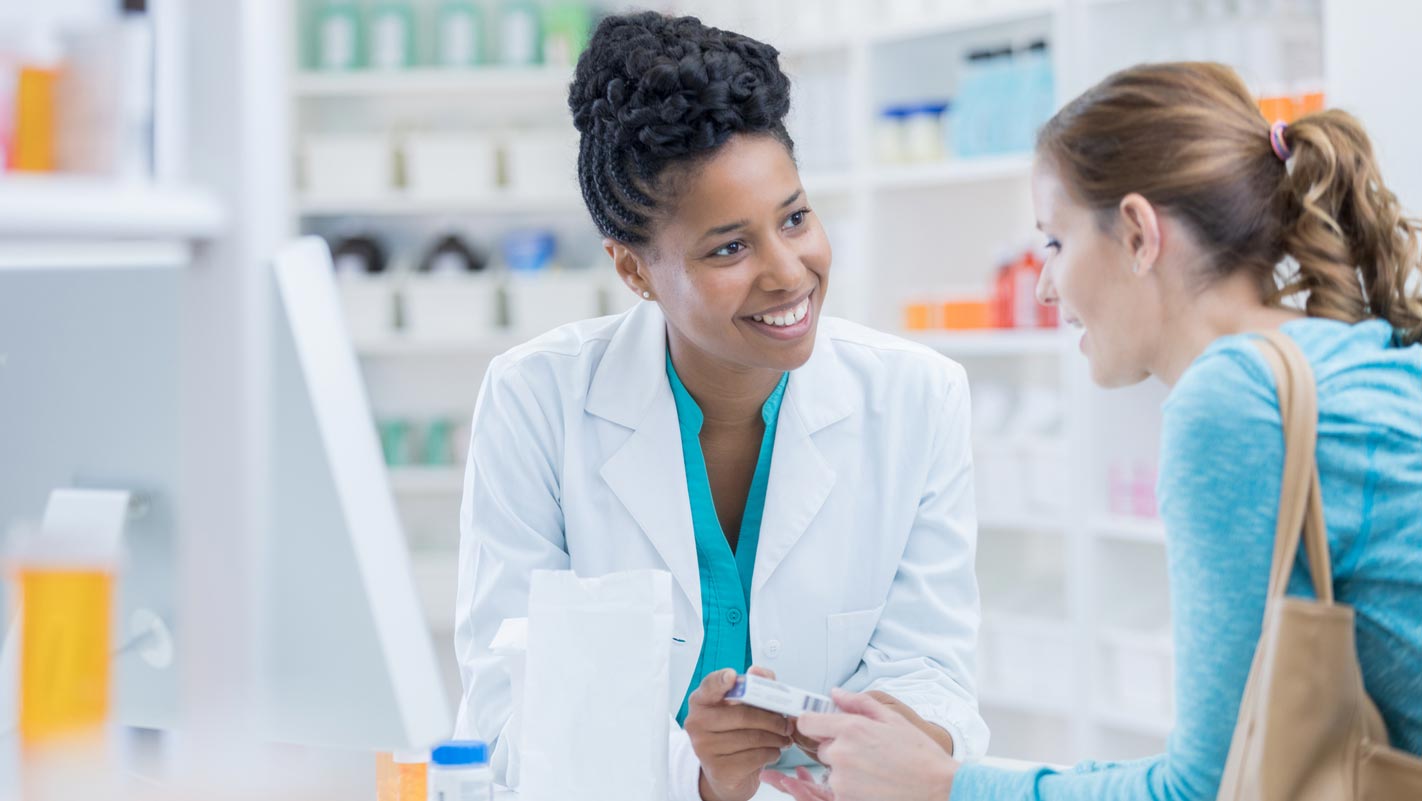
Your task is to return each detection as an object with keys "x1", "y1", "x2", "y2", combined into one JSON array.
[
  {"x1": 588, "y1": 303, "x2": 701, "y2": 612},
  {"x1": 752, "y1": 328, "x2": 854, "y2": 596},
  {"x1": 597, "y1": 397, "x2": 701, "y2": 613}
]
